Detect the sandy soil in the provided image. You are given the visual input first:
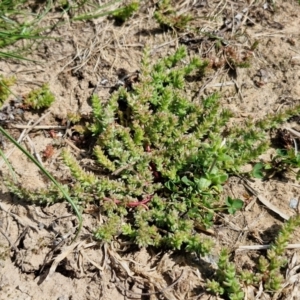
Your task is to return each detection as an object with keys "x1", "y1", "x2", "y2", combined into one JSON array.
[{"x1": 1, "y1": 1, "x2": 300, "y2": 299}]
